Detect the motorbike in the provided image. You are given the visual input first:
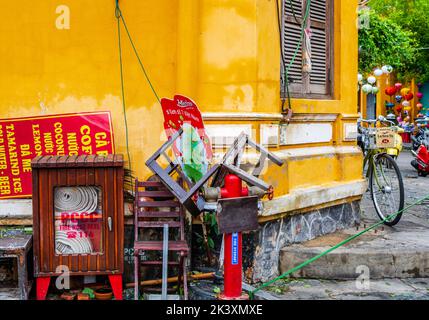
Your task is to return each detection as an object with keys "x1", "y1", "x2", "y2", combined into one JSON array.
[
  {"x1": 411, "y1": 123, "x2": 429, "y2": 177},
  {"x1": 411, "y1": 145, "x2": 429, "y2": 177}
]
